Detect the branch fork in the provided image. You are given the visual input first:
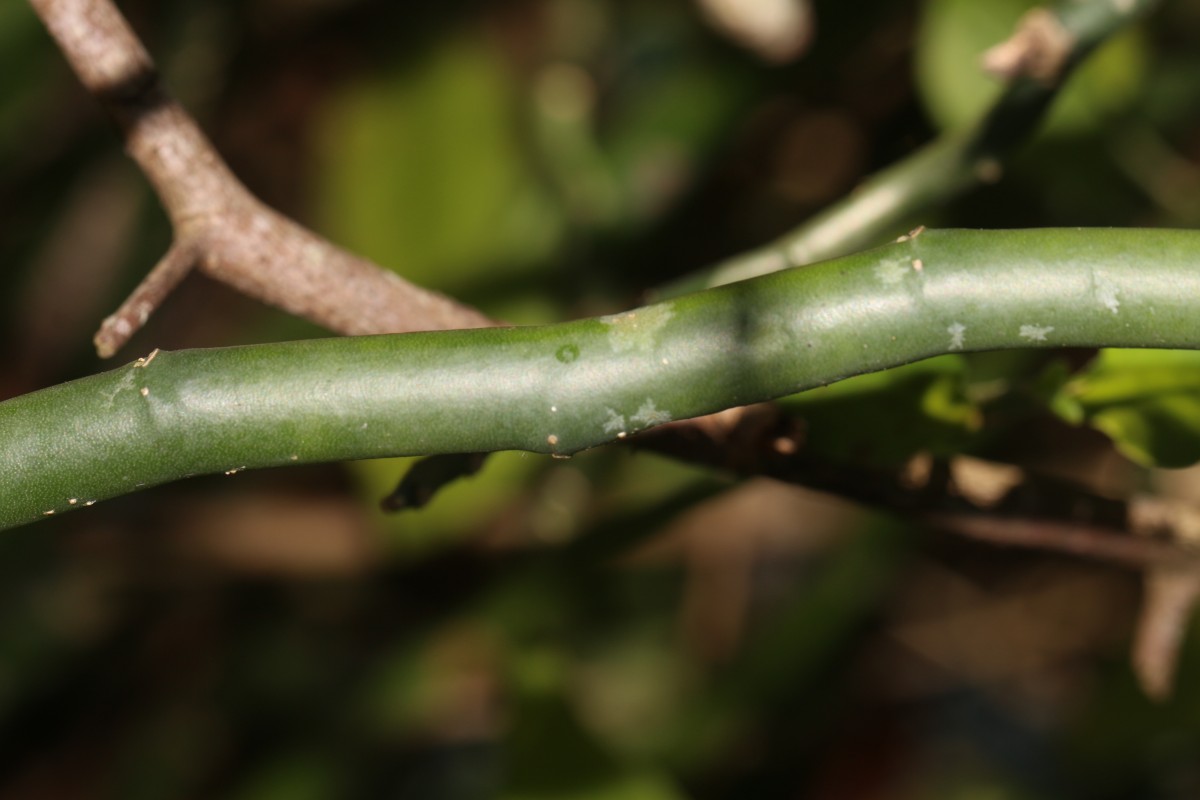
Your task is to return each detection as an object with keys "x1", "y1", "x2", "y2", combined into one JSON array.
[{"x1": 31, "y1": 0, "x2": 492, "y2": 359}]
